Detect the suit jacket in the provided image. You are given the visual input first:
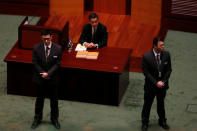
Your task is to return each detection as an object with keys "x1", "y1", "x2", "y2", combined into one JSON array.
[
  {"x1": 32, "y1": 42, "x2": 62, "y2": 85},
  {"x1": 79, "y1": 23, "x2": 108, "y2": 48},
  {"x1": 142, "y1": 50, "x2": 172, "y2": 90}
]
